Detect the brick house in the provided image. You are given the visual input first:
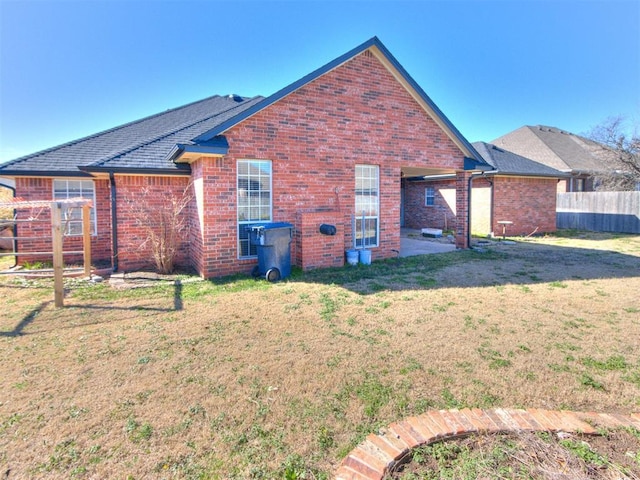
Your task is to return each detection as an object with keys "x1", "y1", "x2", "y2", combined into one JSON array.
[
  {"x1": 0, "y1": 37, "x2": 490, "y2": 278},
  {"x1": 403, "y1": 141, "x2": 567, "y2": 238}
]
